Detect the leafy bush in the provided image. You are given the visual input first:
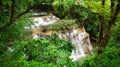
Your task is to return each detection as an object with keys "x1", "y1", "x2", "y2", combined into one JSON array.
[
  {"x1": 0, "y1": 13, "x2": 33, "y2": 54},
  {"x1": 53, "y1": 0, "x2": 90, "y2": 20},
  {"x1": 81, "y1": 46, "x2": 120, "y2": 67},
  {"x1": 53, "y1": 0, "x2": 99, "y2": 40},
  {"x1": 0, "y1": 37, "x2": 75, "y2": 67},
  {"x1": 39, "y1": 19, "x2": 78, "y2": 31},
  {"x1": 108, "y1": 15, "x2": 120, "y2": 47},
  {"x1": 49, "y1": 19, "x2": 77, "y2": 30},
  {"x1": 0, "y1": 59, "x2": 57, "y2": 67}
]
